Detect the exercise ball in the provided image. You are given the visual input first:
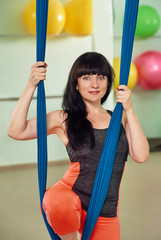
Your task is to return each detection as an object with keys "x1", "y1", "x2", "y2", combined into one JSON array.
[
  {"x1": 23, "y1": 0, "x2": 36, "y2": 35},
  {"x1": 113, "y1": 57, "x2": 138, "y2": 90},
  {"x1": 64, "y1": 0, "x2": 93, "y2": 35},
  {"x1": 135, "y1": 5, "x2": 160, "y2": 37},
  {"x1": 135, "y1": 51, "x2": 161, "y2": 90},
  {"x1": 23, "y1": 0, "x2": 66, "y2": 35},
  {"x1": 47, "y1": 0, "x2": 66, "y2": 35}
]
